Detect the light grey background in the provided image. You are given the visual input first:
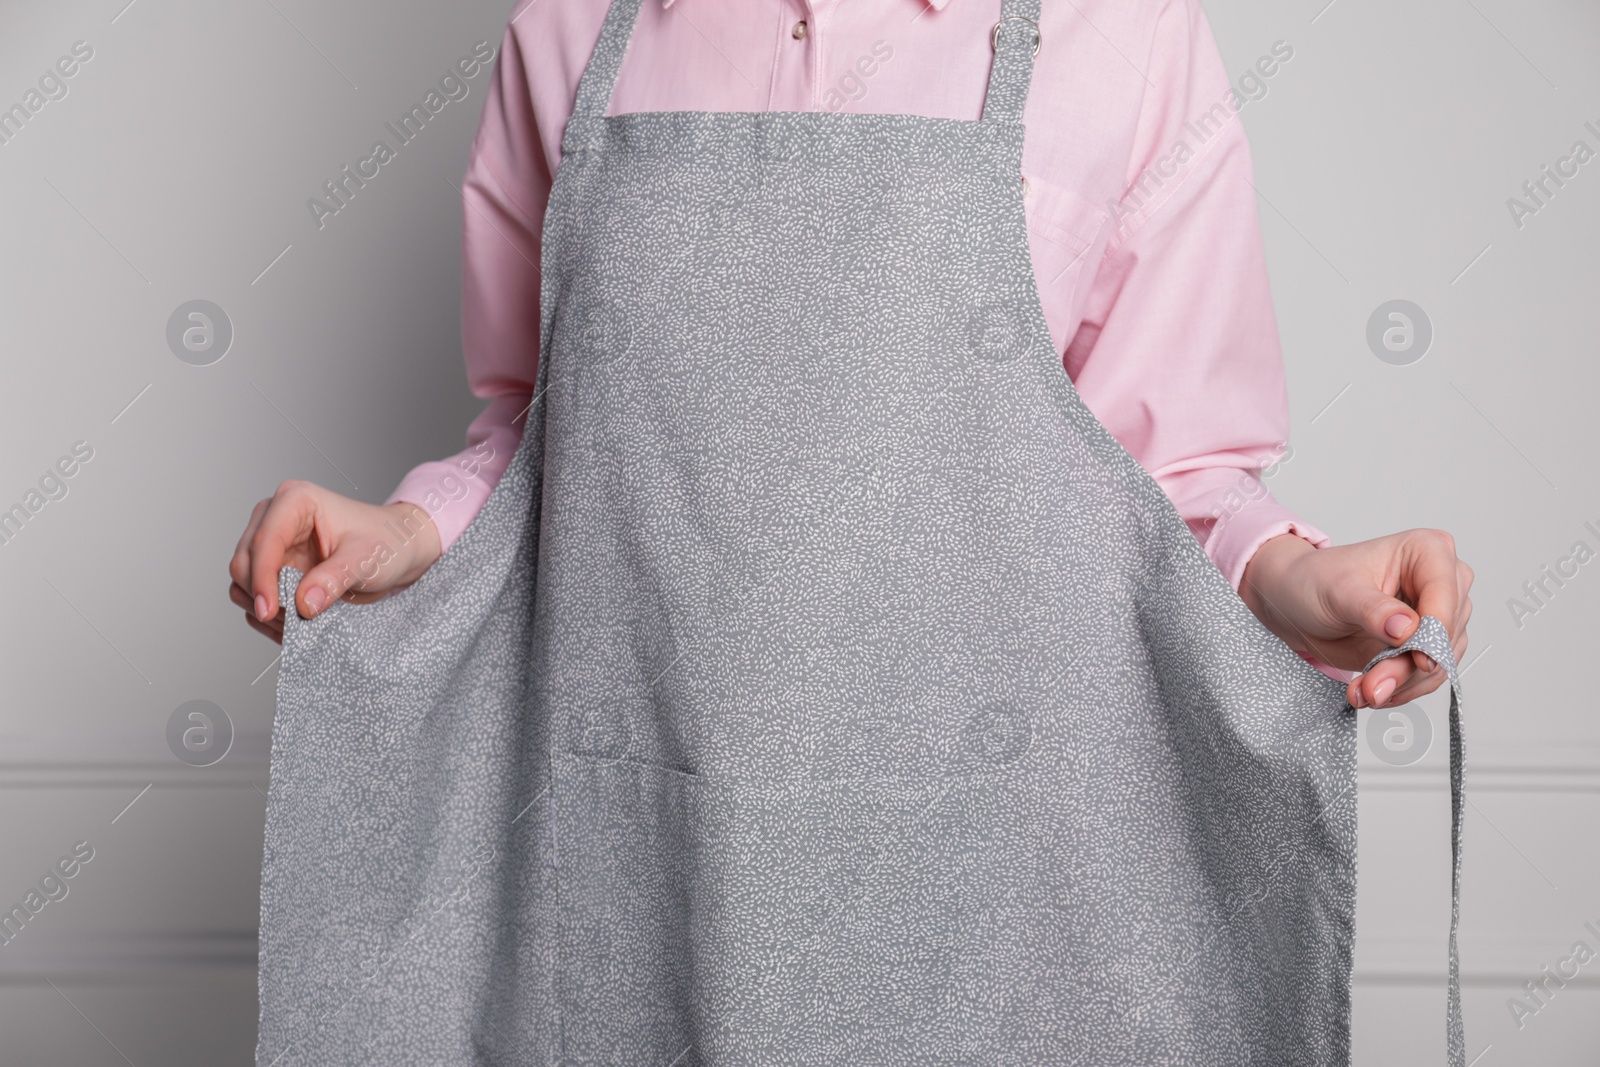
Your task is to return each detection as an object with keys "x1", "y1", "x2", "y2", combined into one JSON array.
[{"x1": 0, "y1": 0, "x2": 1595, "y2": 1064}]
